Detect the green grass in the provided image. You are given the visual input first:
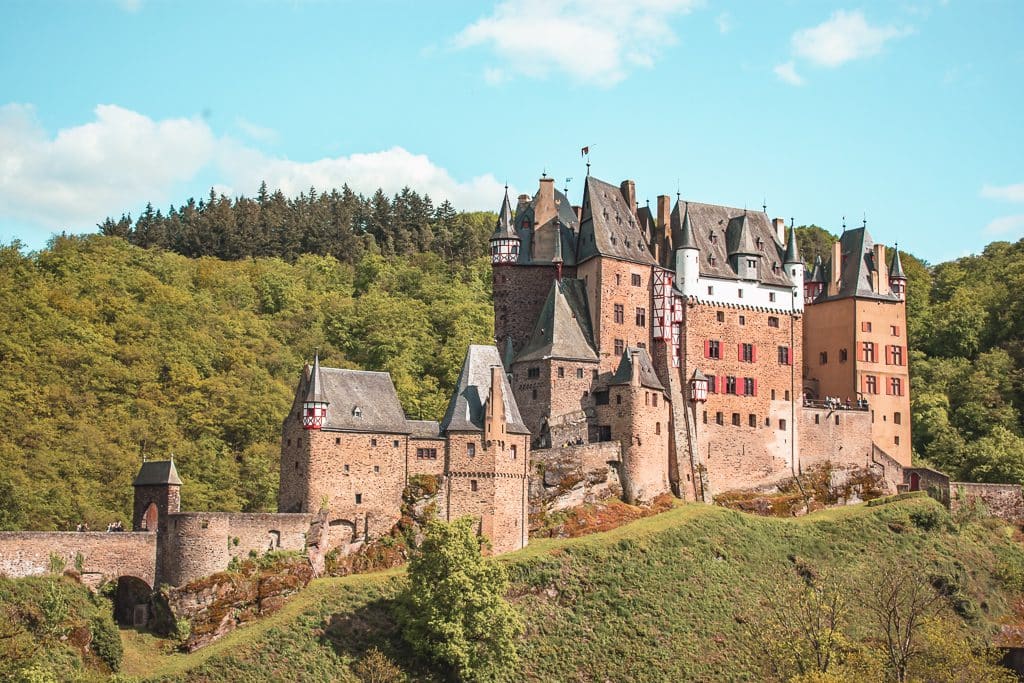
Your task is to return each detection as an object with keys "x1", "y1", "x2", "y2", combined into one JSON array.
[{"x1": 113, "y1": 496, "x2": 1024, "y2": 682}]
